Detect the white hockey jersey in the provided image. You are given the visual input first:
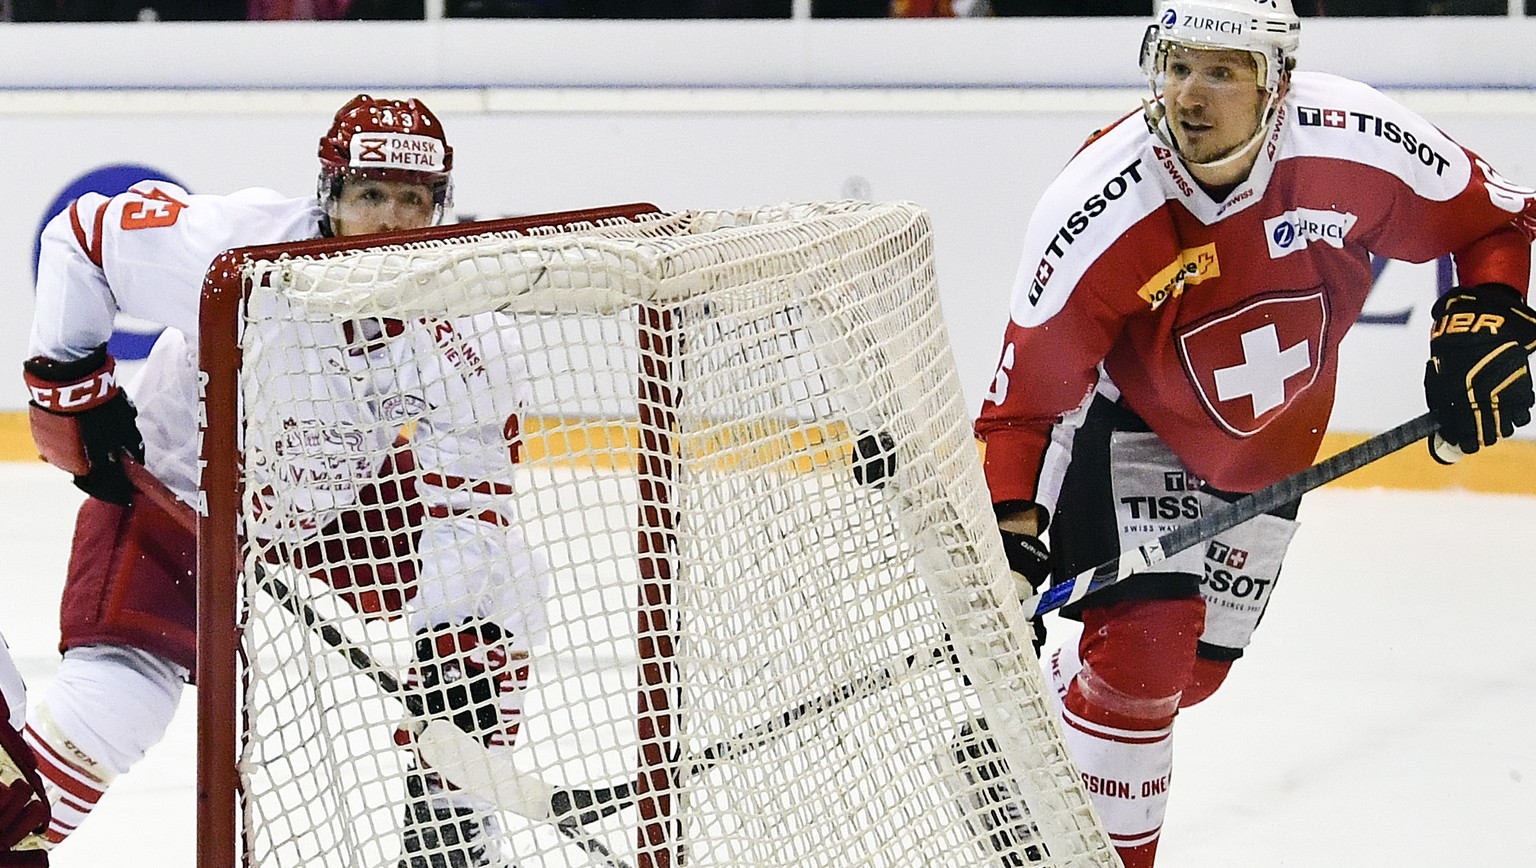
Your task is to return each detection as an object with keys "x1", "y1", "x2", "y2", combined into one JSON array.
[
  {"x1": 31, "y1": 182, "x2": 548, "y2": 642},
  {"x1": 31, "y1": 183, "x2": 320, "y2": 359}
]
